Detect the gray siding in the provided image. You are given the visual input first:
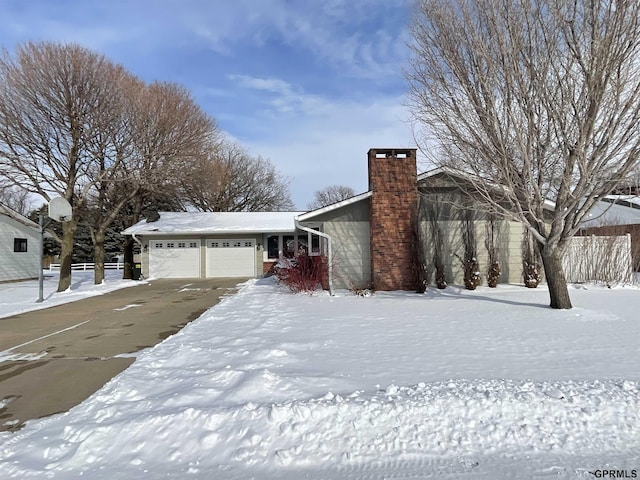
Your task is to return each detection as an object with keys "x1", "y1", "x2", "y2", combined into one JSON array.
[
  {"x1": 324, "y1": 221, "x2": 371, "y2": 289},
  {"x1": 420, "y1": 219, "x2": 526, "y2": 285}
]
